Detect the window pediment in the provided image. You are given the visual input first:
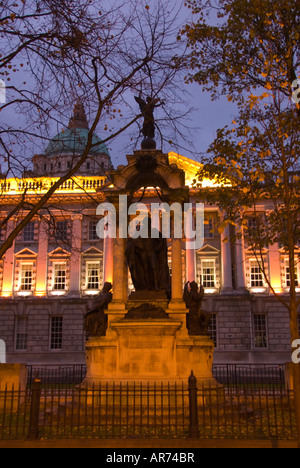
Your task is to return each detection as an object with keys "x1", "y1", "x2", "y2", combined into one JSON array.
[
  {"x1": 196, "y1": 244, "x2": 220, "y2": 254},
  {"x1": 244, "y1": 246, "x2": 269, "y2": 254},
  {"x1": 82, "y1": 247, "x2": 103, "y2": 256},
  {"x1": 15, "y1": 248, "x2": 38, "y2": 258},
  {"x1": 48, "y1": 247, "x2": 71, "y2": 258}
]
